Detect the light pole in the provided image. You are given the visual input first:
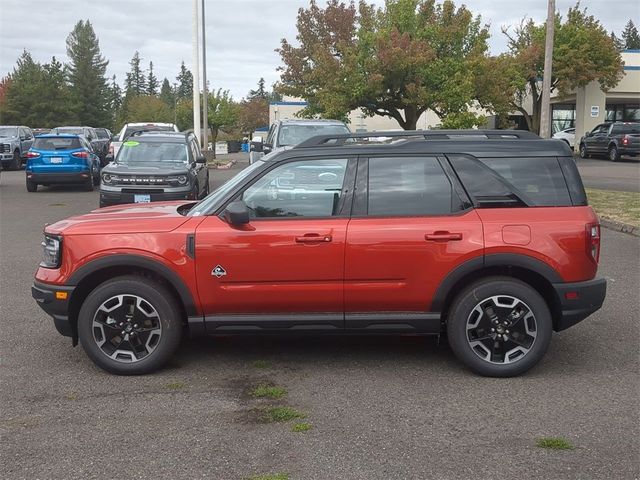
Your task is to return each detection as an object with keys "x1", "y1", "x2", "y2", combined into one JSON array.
[
  {"x1": 201, "y1": 0, "x2": 208, "y2": 150},
  {"x1": 192, "y1": 0, "x2": 201, "y2": 145},
  {"x1": 539, "y1": 0, "x2": 556, "y2": 138}
]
